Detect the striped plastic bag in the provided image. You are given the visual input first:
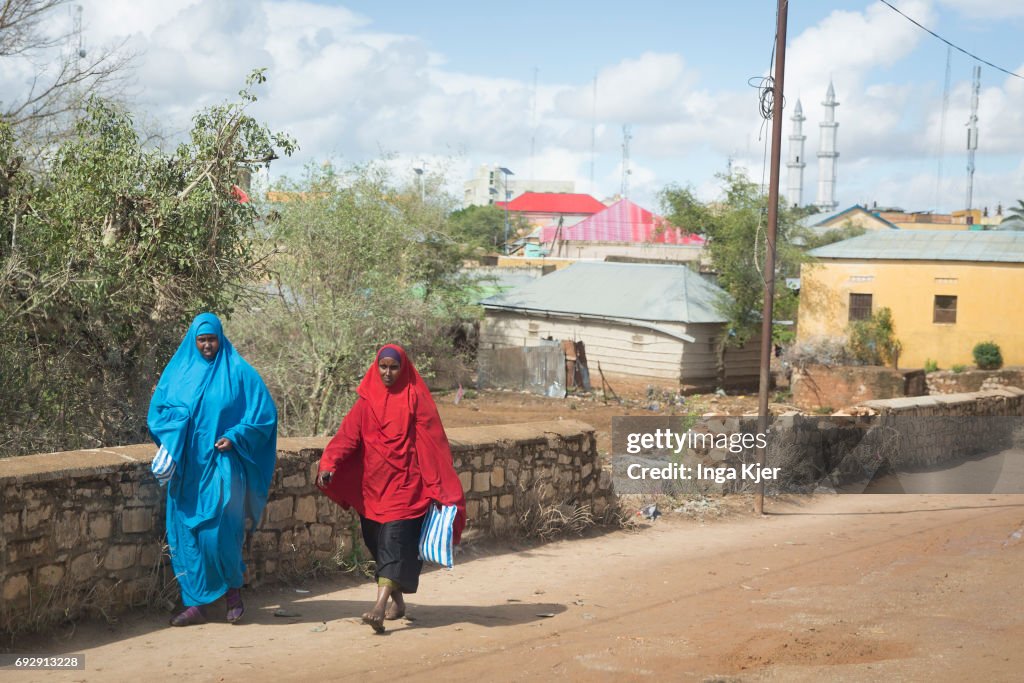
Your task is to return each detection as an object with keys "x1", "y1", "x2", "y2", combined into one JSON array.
[
  {"x1": 418, "y1": 503, "x2": 458, "y2": 568},
  {"x1": 151, "y1": 444, "x2": 176, "y2": 486}
]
